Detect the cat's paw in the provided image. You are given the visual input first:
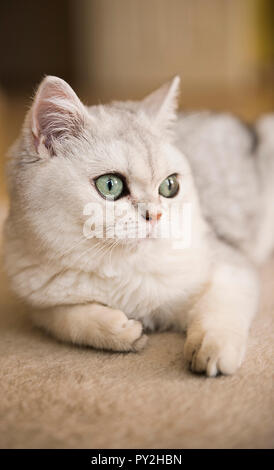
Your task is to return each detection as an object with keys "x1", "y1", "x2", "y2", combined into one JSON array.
[
  {"x1": 184, "y1": 327, "x2": 246, "y2": 377},
  {"x1": 105, "y1": 310, "x2": 148, "y2": 352}
]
